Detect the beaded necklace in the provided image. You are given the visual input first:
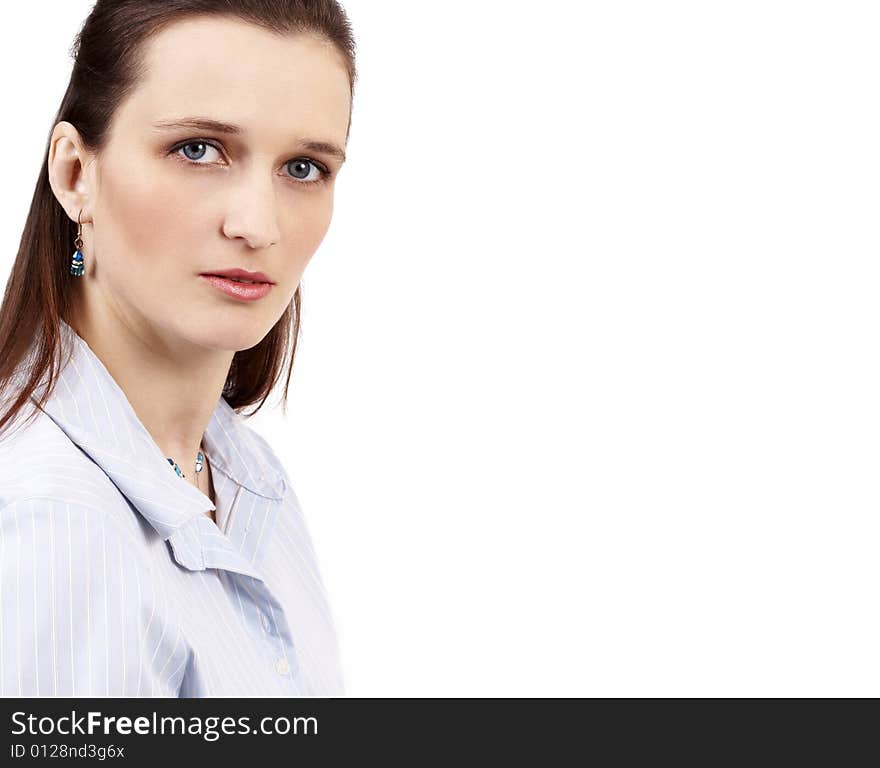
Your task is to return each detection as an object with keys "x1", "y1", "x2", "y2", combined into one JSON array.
[{"x1": 167, "y1": 449, "x2": 205, "y2": 481}]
